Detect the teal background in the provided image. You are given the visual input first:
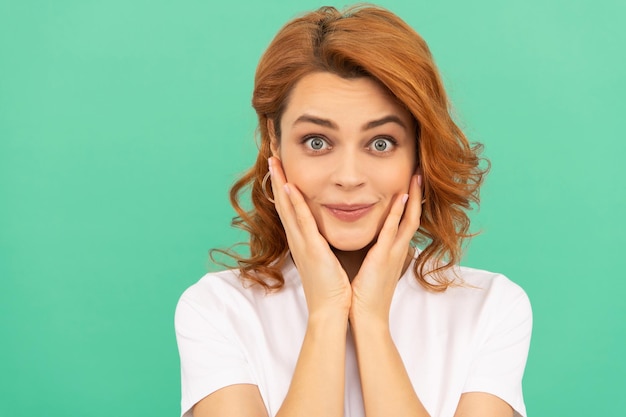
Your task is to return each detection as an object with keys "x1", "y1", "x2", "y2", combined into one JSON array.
[{"x1": 1, "y1": 0, "x2": 624, "y2": 415}]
